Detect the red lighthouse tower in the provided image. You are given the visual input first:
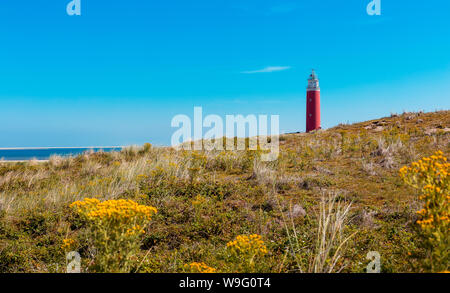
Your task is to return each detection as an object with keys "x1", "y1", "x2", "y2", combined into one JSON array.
[{"x1": 306, "y1": 69, "x2": 321, "y2": 132}]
